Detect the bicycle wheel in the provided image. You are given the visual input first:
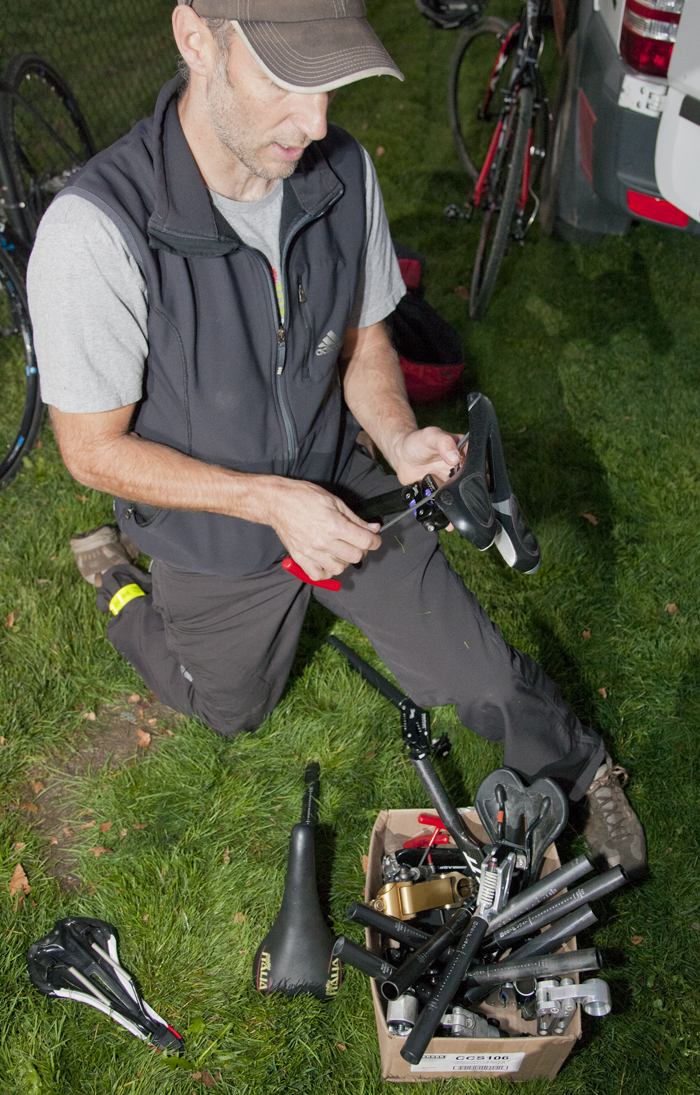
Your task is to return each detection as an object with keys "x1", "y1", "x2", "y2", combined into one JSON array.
[
  {"x1": 0, "y1": 54, "x2": 95, "y2": 241},
  {"x1": 448, "y1": 16, "x2": 515, "y2": 182},
  {"x1": 0, "y1": 246, "x2": 44, "y2": 486},
  {"x1": 469, "y1": 85, "x2": 534, "y2": 319}
]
